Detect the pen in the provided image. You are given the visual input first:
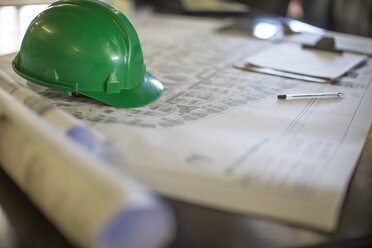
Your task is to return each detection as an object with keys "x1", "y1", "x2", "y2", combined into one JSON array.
[{"x1": 278, "y1": 92, "x2": 344, "y2": 100}]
